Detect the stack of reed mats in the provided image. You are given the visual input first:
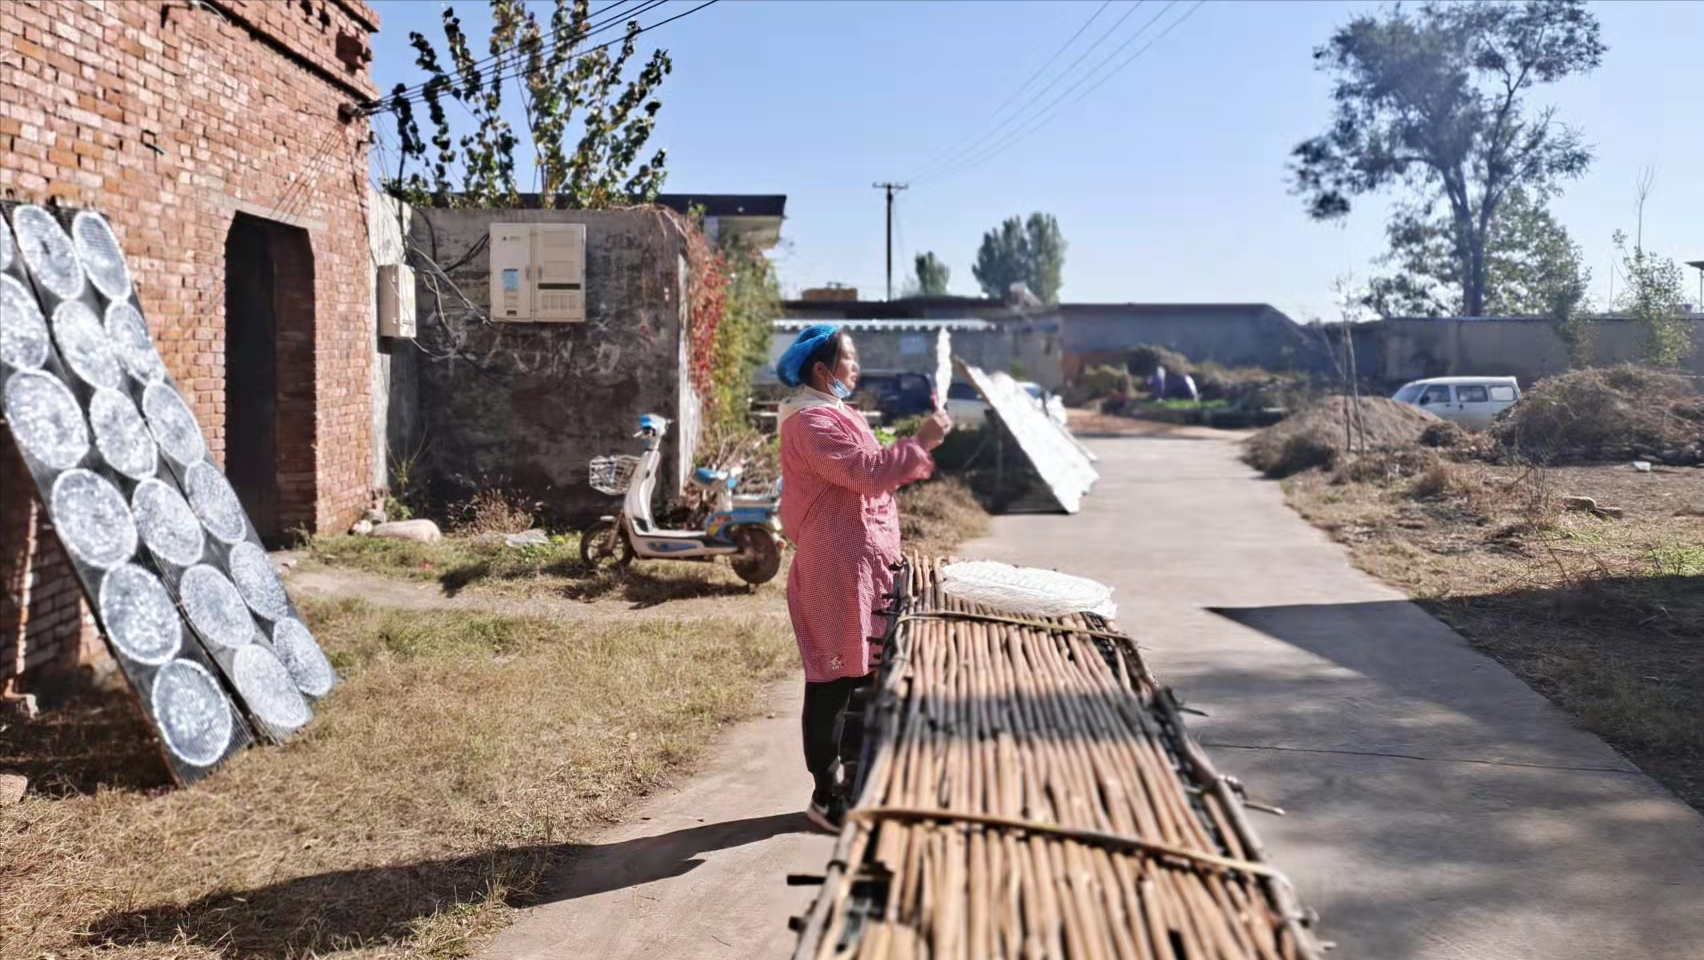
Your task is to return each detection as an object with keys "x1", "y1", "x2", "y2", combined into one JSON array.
[{"x1": 791, "y1": 556, "x2": 1322, "y2": 960}]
